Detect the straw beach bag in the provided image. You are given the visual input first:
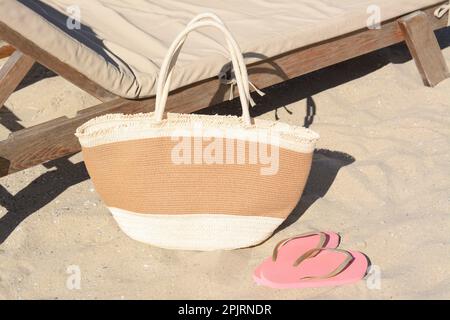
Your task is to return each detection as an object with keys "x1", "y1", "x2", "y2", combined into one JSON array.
[{"x1": 76, "y1": 13, "x2": 319, "y2": 251}]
